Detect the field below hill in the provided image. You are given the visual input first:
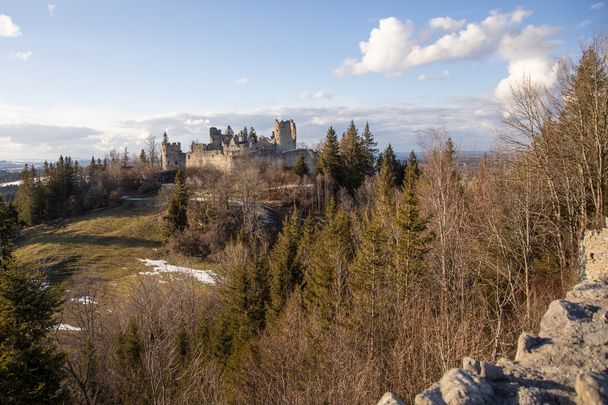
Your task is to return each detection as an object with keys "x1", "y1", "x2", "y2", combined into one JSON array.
[{"x1": 14, "y1": 196, "x2": 220, "y2": 304}]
